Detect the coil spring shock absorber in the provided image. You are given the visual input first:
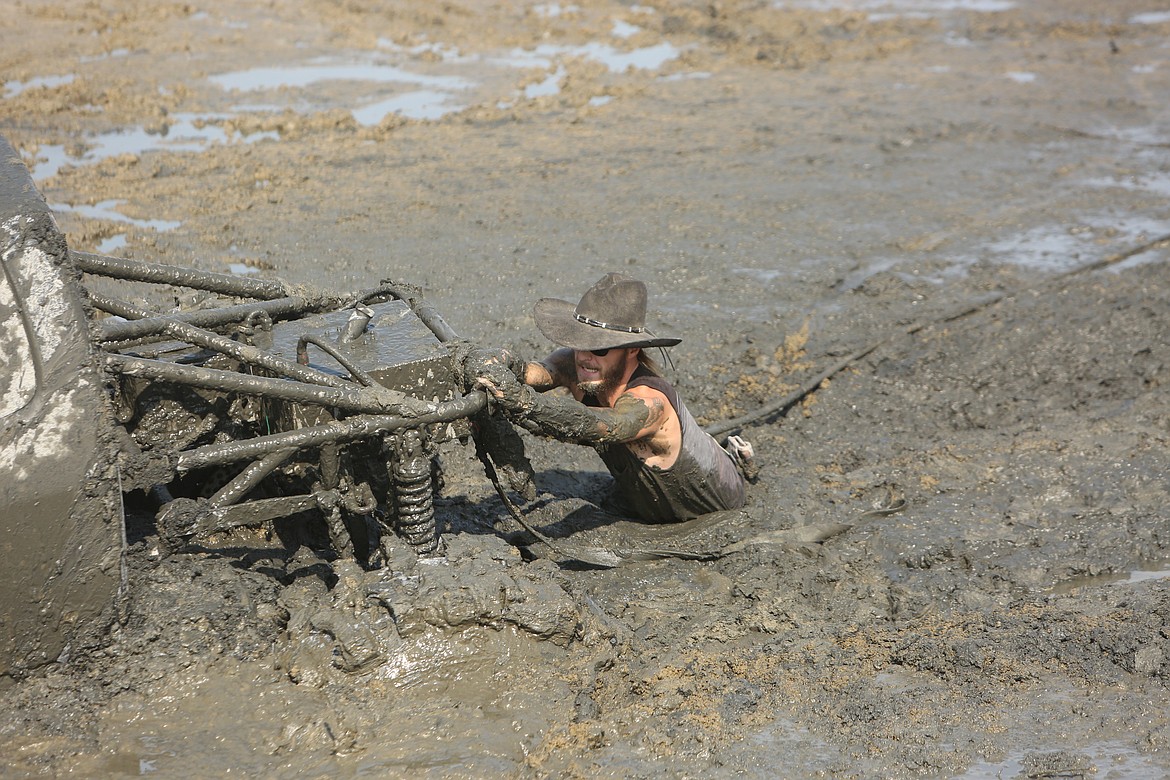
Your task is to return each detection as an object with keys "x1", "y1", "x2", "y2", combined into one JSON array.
[{"x1": 390, "y1": 428, "x2": 440, "y2": 555}]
